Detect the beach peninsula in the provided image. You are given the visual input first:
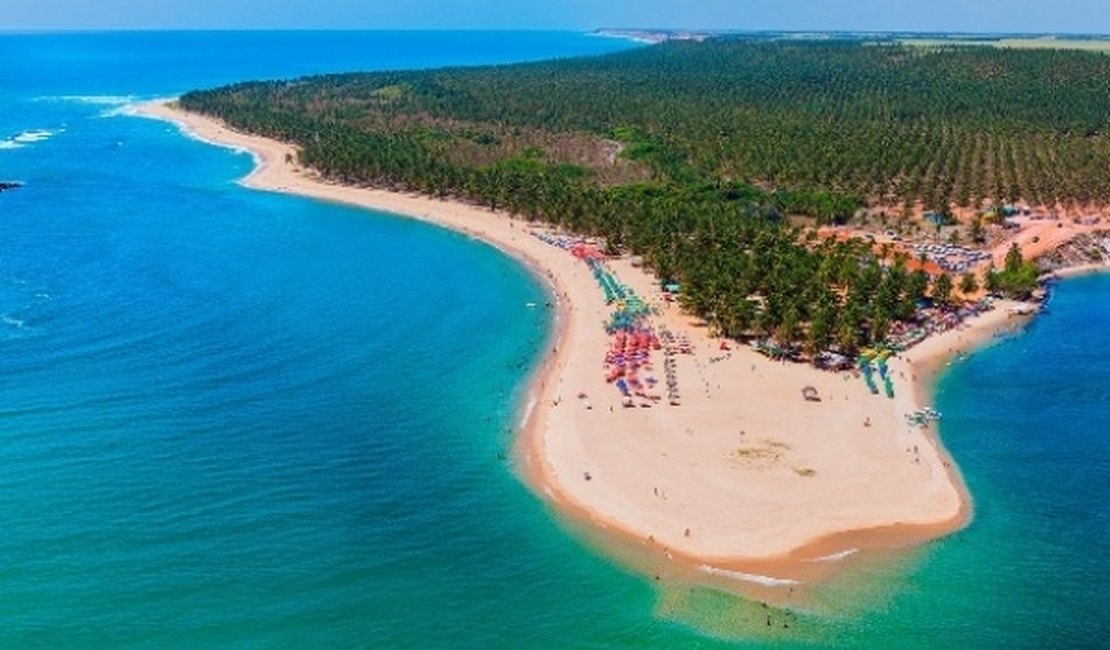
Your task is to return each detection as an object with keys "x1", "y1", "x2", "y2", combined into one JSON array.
[{"x1": 136, "y1": 99, "x2": 1040, "y2": 590}]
